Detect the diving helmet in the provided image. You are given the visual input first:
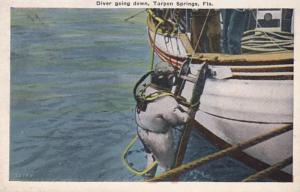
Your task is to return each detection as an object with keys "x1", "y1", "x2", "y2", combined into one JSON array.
[{"x1": 151, "y1": 62, "x2": 177, "y2": 90}]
